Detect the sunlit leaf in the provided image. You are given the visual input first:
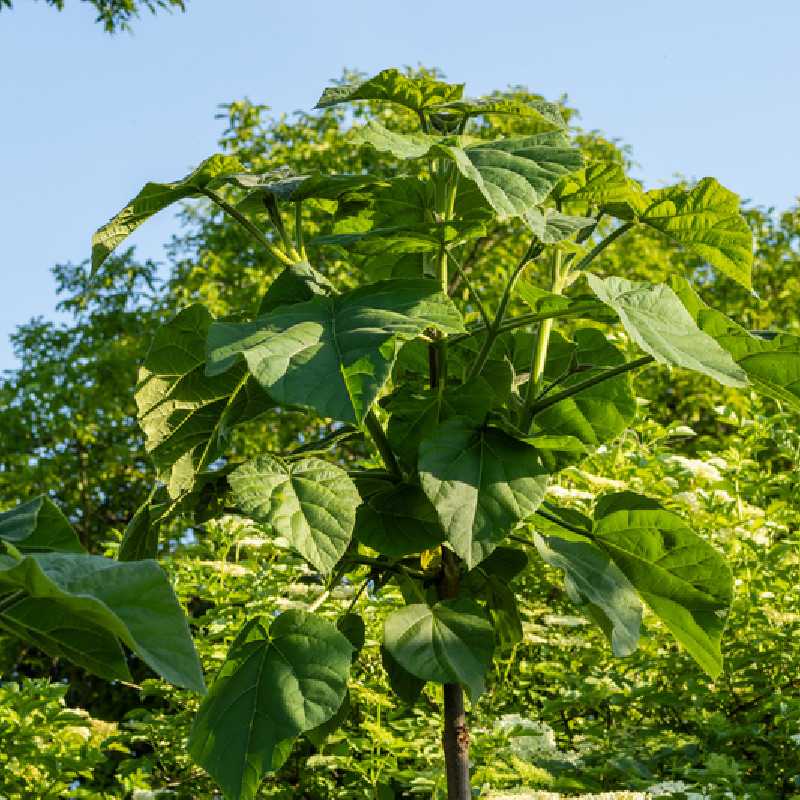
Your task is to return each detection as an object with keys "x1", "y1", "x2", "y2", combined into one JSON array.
[
  {"x1": 587, "y1": 274, "x2": 747, "y2": 387},
  {"x1": 207, "y1": 279, "x2": 465, "y2": 424}
]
